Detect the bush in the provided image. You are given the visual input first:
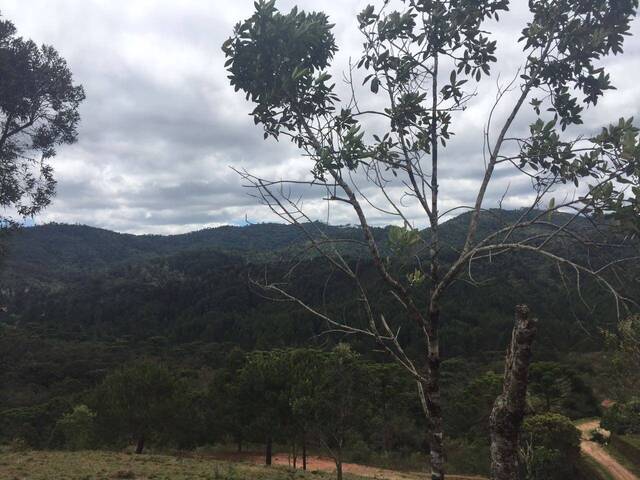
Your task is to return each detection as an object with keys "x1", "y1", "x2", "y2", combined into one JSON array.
[
  {"x1": 54, "y1": 404, "x2": 96, "y2": 450},
  {"x1": 521, "y1": 413, "x2": 581, "y2": 480},
  {"x1": 589, "y1": 428, "x2": 609, "y2": 445},
  {"x1": 602, "y1": 399, "x2": 640, "y2": 434}
]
